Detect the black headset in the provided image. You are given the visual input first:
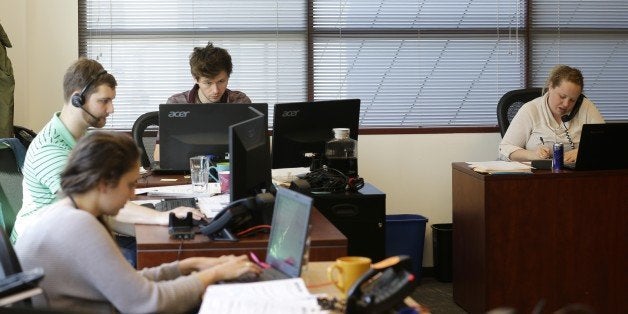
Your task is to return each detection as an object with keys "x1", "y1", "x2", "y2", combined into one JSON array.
[{"x1": 71, "y1": 69, "x2": 108, "y2": 108}]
